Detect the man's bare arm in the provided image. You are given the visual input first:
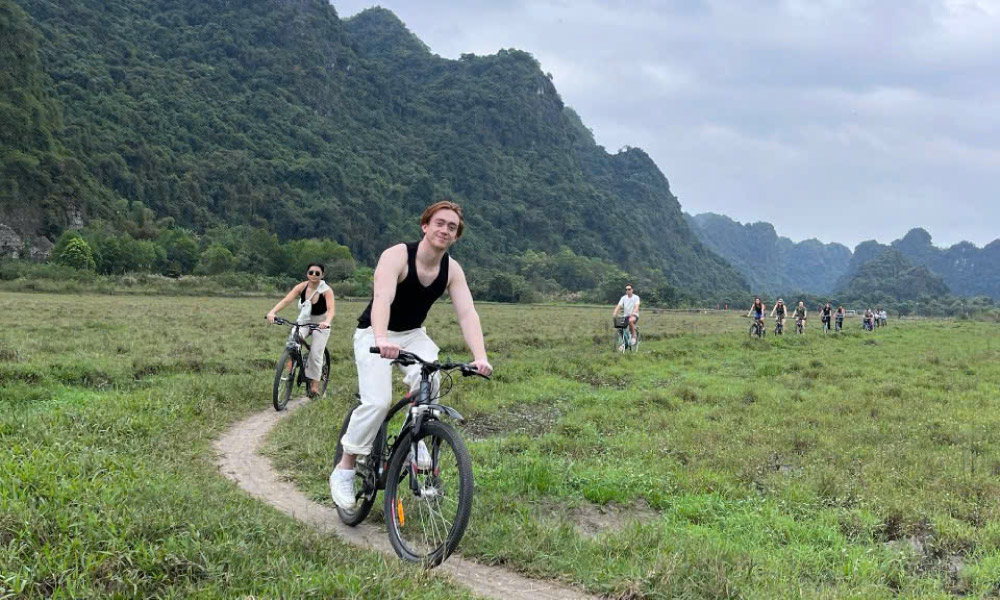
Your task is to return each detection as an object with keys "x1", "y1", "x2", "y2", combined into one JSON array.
[
  {"x1": 370, "y1": 245, "x2": 407, "y2": 356},
  {"x1": 448, "y1": 260, "x2": 491, "y2": 374}
]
